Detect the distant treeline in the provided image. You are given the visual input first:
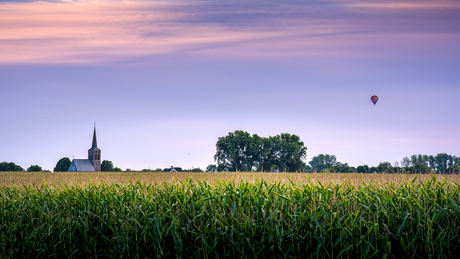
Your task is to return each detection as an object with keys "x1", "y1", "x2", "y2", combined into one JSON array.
[
  {"x1": 0, "y1": 162, "x2": 44, "y2": 172},
  {"x1": 308, "y1": 153, "x2": 460, "y2": 174},
  {"x1": 2, "y1": 136, "x2": 458, "y2": 174}
]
